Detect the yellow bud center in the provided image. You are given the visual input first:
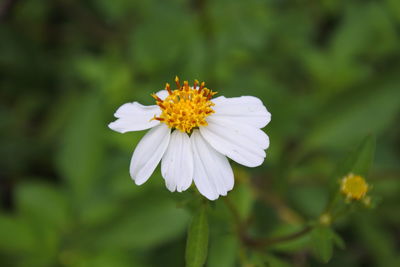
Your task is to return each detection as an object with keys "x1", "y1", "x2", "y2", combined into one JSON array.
[
  {"x1": 340, "y1": 174, "x2": 369, "y2": 200},
  {"x1": 152, "y1": 77, "x2": 217, "y2": 133}
]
